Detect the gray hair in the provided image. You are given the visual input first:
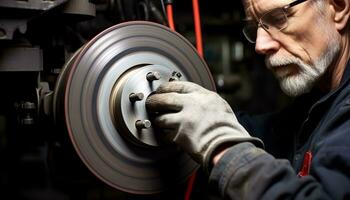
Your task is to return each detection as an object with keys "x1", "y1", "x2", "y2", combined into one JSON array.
[{"x1": 312, "y1": 0, "x2": 326, "y2": 14}]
